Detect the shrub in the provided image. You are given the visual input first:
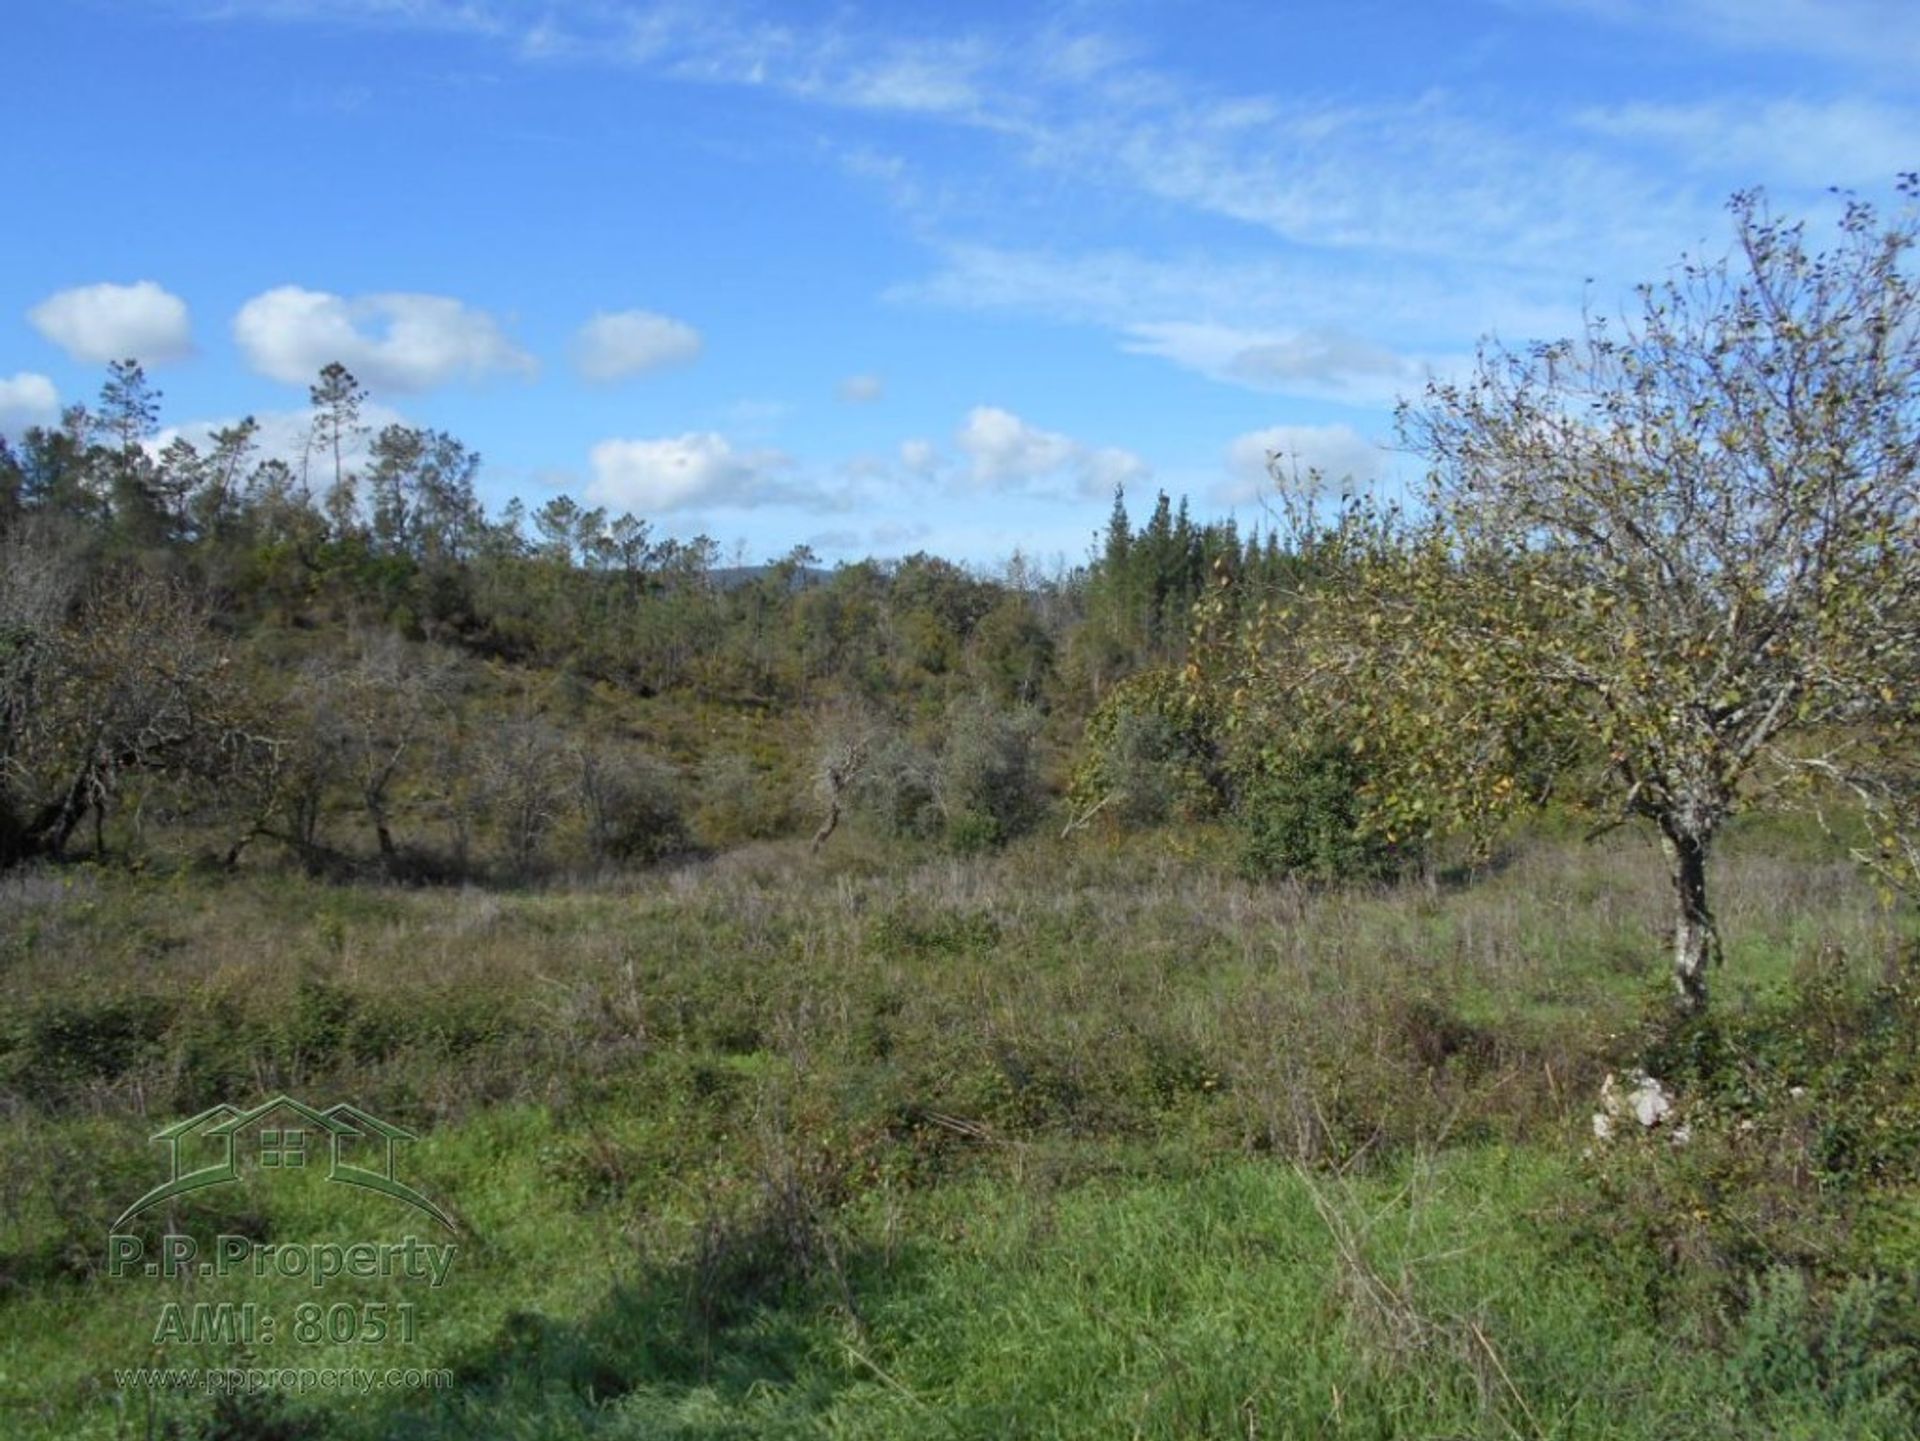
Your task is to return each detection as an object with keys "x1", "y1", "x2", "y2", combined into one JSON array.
[
  {"x1": 934, "y1": 696, "x2": 1044, "y2": 849},
  {"x1": 1069, "y1": 668, "x2": 1224, "y2": 827},
  {"x1": 1234, "y1": 738, "x2": 1400, "y2": 882},
  {"x1": 692, "y1": 751, "x2": 795, "y2": 847},
  {"x1": 845, "y1": 697, "x2": 1043, "y2": 850},
  {"x1": 846, "y1": 731, "x2": 941, "y2": 839},
  {"x1": 1726, "y1": 1269, "x2": 1913, "y2": 1434},
  {"x1": 578, "y1": 743, "x2": 687, "y2": 865},
  {"x1": 1559, "y1": 949, "x2": 1920, "y2": 1362}
]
